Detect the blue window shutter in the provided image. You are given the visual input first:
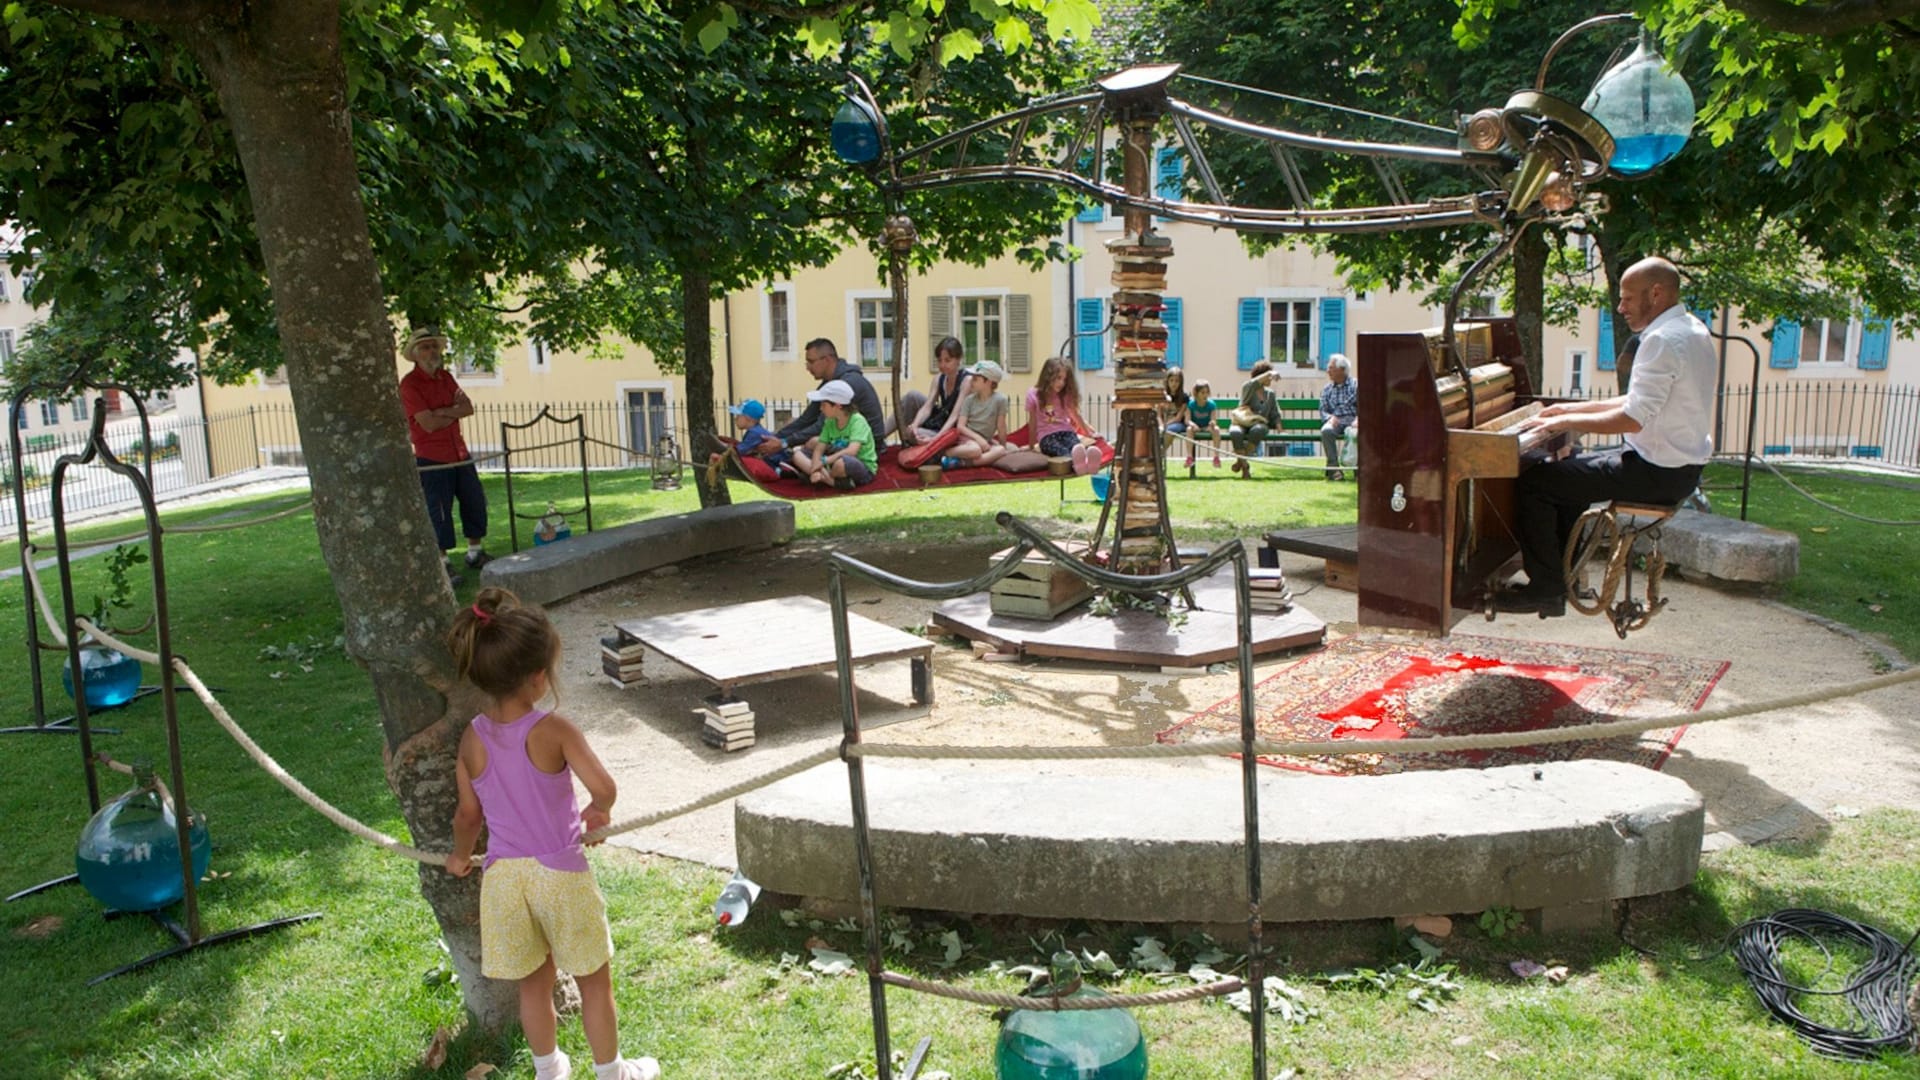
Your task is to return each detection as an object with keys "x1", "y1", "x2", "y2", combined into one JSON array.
[
  {"x1": 1075, "y1": 150, "x2": 1103, "y2": 223},
  {"x1": 1236, "y1": 298, "x2": 1263, "y2": 370},
  {"x1": 1317, "y1": 297, "x2": 1346, "y2": 368},
  {"x1": 1162, "y1": 297, "x2": 1184, "y2": 367},
  {"x1": 1858, "y1": 308, "x2": 1891, "y2": 370},
  {"x1": 1770, "y1": 319, "x2": 1801, "y2": 369},
  {"x1": 1077, "y1": 297, "x2": 1106, "y2": 370},
  {"x1": 1155, "y1": 147, "x2": 1184, "y2": 202},
  {"x1": 1597, "y1": 309, "x2": 1616, "y2": 371}
]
